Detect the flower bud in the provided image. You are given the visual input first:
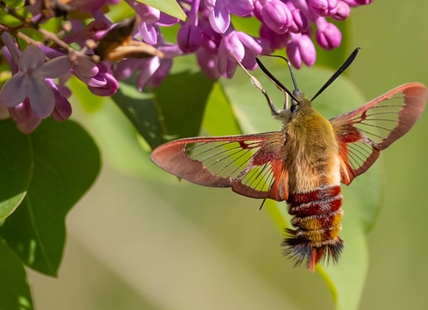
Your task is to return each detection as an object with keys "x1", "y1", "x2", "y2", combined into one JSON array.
[
  {"x1": 286, "y1": 34, "x2": 316, "y2": 68},
  {"x1": 343, "y1": 0, "x2": 372, "y2": 6},
  {"x1": 308, "y1": 0, "x2": 338, "y2": 16},
  {"x1": 259, "y1": 24, "x2": 289, "y2": 51},
  {"x1": 262, "y1": 0, "x2": 292, "y2": 34},
  {"x1": 288, "y1": 8, "x2": 309, "y2": 33},
  {"x1": 315, "y1": 19, "x2": 342, "y2": 49},
  {"x1": 331, "y1": 1, "x2": 350, "y2": 20},
  {"x1": 88, "y1": 63, "x2": 119, "y2": 96},
  {"x1": 218, "y1": 30, "x2": 261, "y2": 77},
  {"x1": 177, "y1": 24, "x2": 203, "y2": 53}
]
